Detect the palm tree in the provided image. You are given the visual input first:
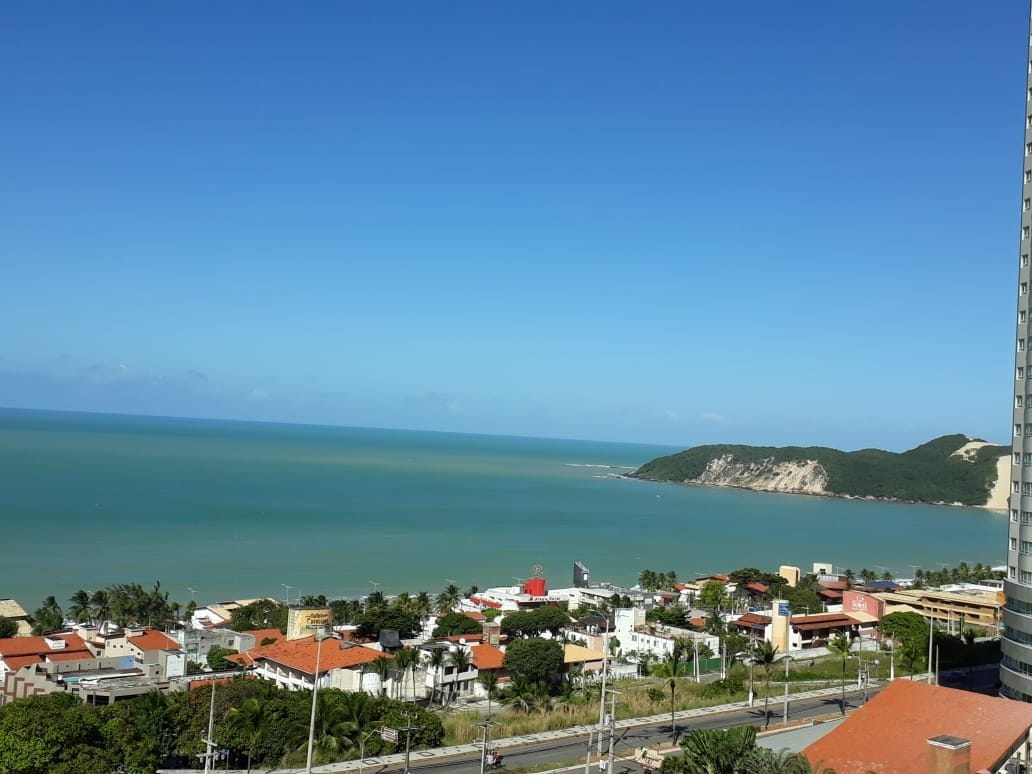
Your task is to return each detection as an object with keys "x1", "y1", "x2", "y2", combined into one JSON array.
[
  {"x1": 31, "y1": 596, "x2": 63, "y2": 635},
  {"x1": 428, "y1": 649, "x2": 446, "y2": 707},
  {"x1": 372, "y1": 656, "x2": 392, "y2": 698},
  {"x1": 436, "y1": 584, "x2": 461, "y2": 614},
  {"x1": 89, "y1": 589, "x2": 110, "y2": 624},
  {"x1": 828, "y1": 632, "x2": 850, "y2": 716},
  {"x1": 679, "y1": 726, "x2": 758, "y2": 774},
  {"x1": 393, "y1": 647, "x2": 417, "y2": 701},
  {"x1": 899, "y1": 639, "x2": 923, "y2": 676},
  {"x1": 741, "y1": 747, "x2": 816, "y2": 774},
  {"x1": 414, "y1": 592, "x2": 433, "y2": 619},
  {"x1": 478, "y1": 669, "x2": 499, "y2": 717},
  {"x1": 447, "y1": 648, "x2": 472, "y2": 704},
  {"x1": 227, "y1": 697, "x2": 278, "y2": 774},
  {"x1": 752, "y1": 641, "x2": 778, "y2": 729},
  {"x1": 68, "y1": 590, "x2": 92, "y2": 624}
]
